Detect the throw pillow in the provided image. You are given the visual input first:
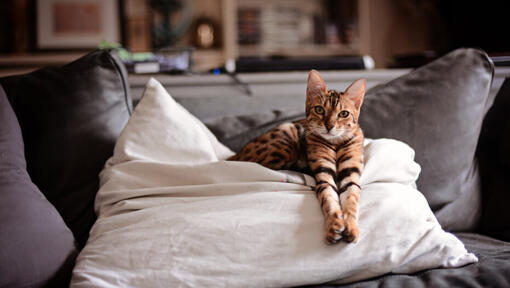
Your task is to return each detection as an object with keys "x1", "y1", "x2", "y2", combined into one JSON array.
[
  {"x1": 205, "y1": 108, "x2": 304, "y2": 152},
  {"x1": 0, "y1": 50, "x2": 132, "y2": 247},
  {"x1": 478, "y1": 77, "x2": 510, "y2": 241},
  {"x1": 0, "y1": 85, "x2": 78, "y2": 287},
  {"x1": 359, "y1": 48, "x2": 494, "y2": 231},
  {"x1": 71, "y1": 78, "x2": 476, "y2": 287}
]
